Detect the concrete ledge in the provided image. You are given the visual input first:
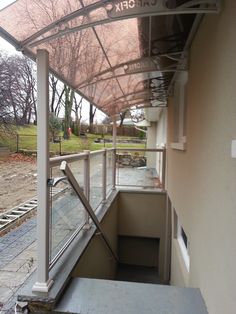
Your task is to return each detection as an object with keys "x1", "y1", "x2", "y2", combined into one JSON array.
[{"x1": 55, "y1": 278, "x2": 208, "y2": 314}]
